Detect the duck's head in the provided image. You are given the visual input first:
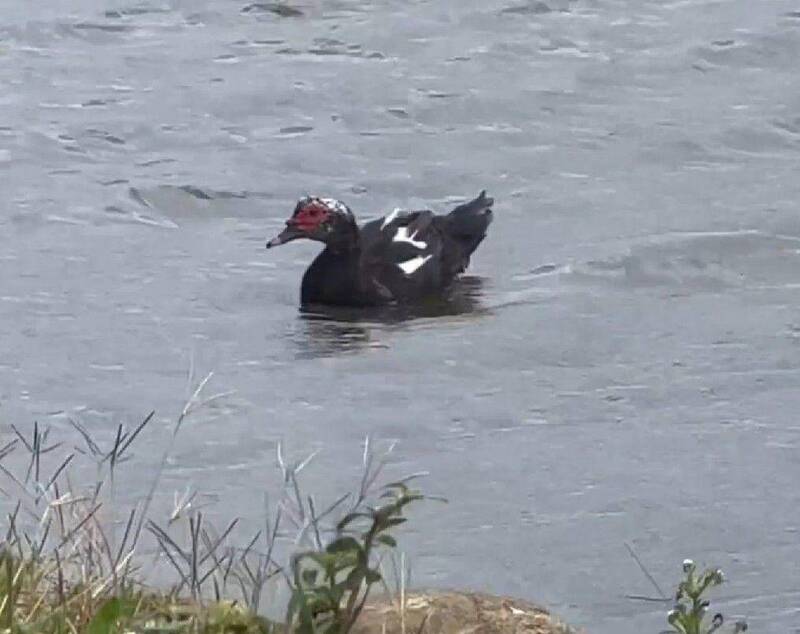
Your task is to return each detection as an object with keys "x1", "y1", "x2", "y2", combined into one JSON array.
[{"x1": 266, "y1": 196, "x2": 357, "y2": 249}]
